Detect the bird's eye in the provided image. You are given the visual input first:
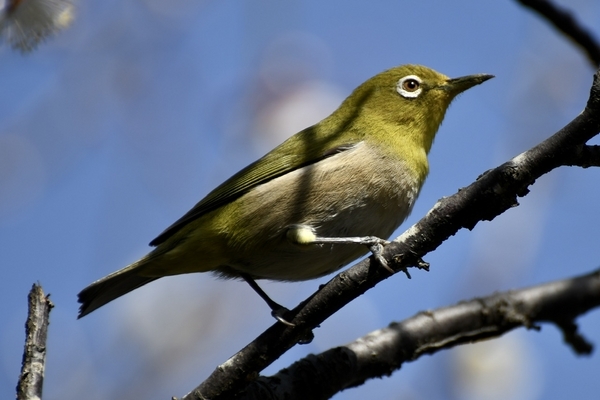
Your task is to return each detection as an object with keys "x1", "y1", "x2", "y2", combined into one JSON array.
[
  {"x1": 403, "y1": 79, "x2": 419, "y2": 91},
  {"x1": 396, "y1": 75, "x2": 423, "y2": 98}
]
